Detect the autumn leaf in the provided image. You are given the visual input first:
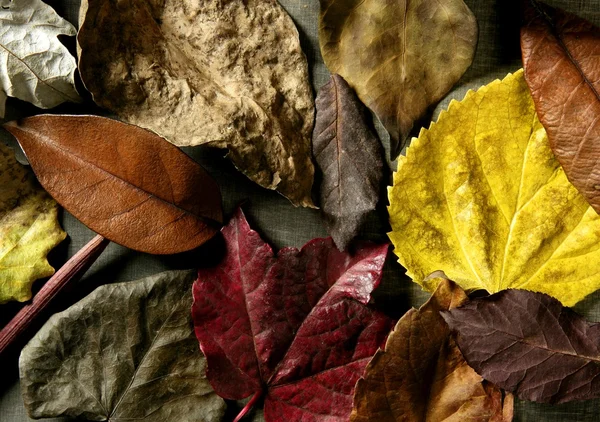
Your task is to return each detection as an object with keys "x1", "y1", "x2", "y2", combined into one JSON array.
[
  {"x1": 78, "y1": 0, "x2": 315, "y2": 207},
  {"x1": 352, "y1": 278, "x2": 513, "y2": 422},
  {"x1": 313, "y1": 74, "x2": 384, "y2": 250},
  {"x1": 5, "y1": 115, "x2": 222, "y2": 255},
  {"x1": 19, "y1": 270, "x2": 226, "y2": 421},
  {"x1": 443, "y1": 289, "x2": 600, "y2": 404},
  {"x1": 192, "y1": 207, "x2": 394, "y2": 421},
  {"x1": 388, "y1": 70, "x2": 600, "y2": 307},
  {"x1": 318, "y1": 0, "x2": 478, "y2": 157},
  {"x1": 521, "y1": 1, "x2": 600, "y2": 215},
  {"x1": 0, "y1": 142, "x2": 65, "y2": 304},
  {"x1": 0, "y1": 0, "x2": 80, "y2": 117}
]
